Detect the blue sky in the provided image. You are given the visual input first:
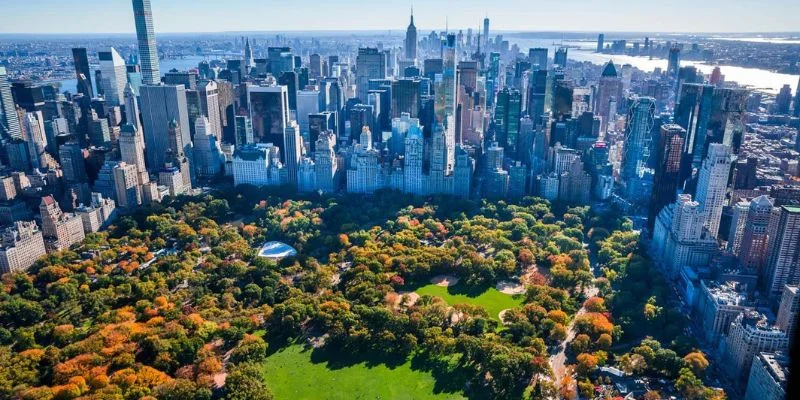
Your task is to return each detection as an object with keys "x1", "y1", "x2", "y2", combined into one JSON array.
[{"x1": 1, "y1": 0, "x2": 798, "y2": 34}]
